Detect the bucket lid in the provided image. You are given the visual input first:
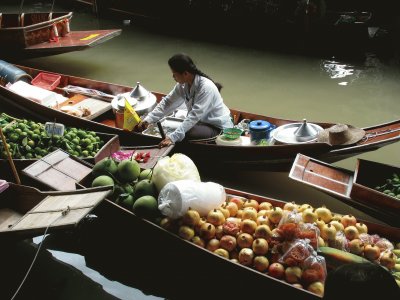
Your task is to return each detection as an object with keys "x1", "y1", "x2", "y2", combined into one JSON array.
[
  {"x1": 116, "y1": 94, "x2": 137, "y2": 110},
  {"x1": 294, "y1": 119, "x2": 318, "y2": 142},
  {"x1": 129, "y1": 81, "x2": 149, "y2": 101},
  {"x1": 249, "y1": 120, "x2": 271, "y2": 131}
]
